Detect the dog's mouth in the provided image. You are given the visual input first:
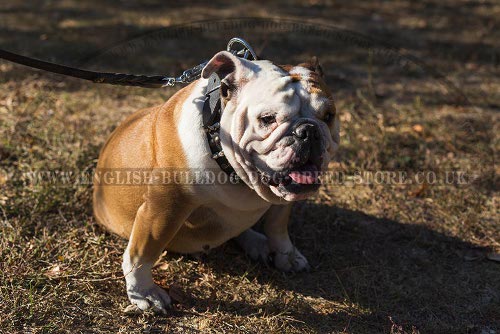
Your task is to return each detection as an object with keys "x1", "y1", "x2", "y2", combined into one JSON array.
[
  {"x1": 259, "y1": 157, "x2": 322, "y2": 200},
  {"x1": 288, "y1": 162, "x2": 320, "y2": 185}
]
